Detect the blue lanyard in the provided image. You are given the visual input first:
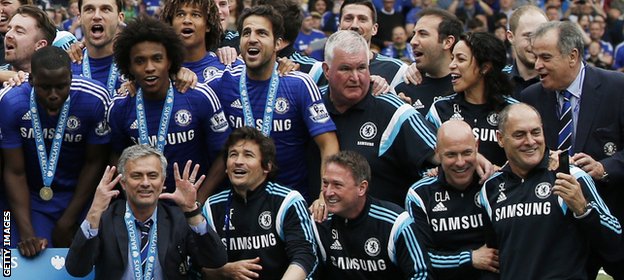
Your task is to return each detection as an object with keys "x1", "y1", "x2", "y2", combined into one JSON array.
[
  {"x1": 29, "y1": 88, "x2": 71, "y2": 188},
  {"x1": 124, "y1": 203, "x2": 158, "y2": 280},
  {"x1": 82, "y1": 50, "x2": 119, "y2": 97},
  {"x1": 135, "y1": 82, "x2": 175, "y2": 152},
  {"x1": 238, "y1": 66, "x2": 280, "y2": 136}
]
